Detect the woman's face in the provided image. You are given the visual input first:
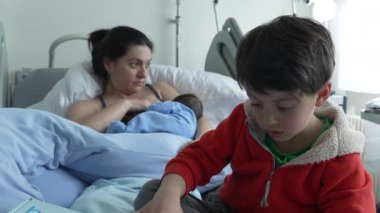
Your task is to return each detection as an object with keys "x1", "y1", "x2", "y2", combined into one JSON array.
[{"x1": 104, "y1": 44, "x2": 152, "y2": 95}]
